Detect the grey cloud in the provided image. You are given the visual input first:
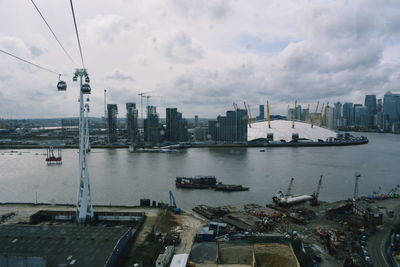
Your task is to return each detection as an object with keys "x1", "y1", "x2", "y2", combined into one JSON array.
[
  {"x1": 164, "y1": 32, "x2": 203, "y2": 64},
  {"x1": 84, "y1": 15, "x2": 135, "y2": 43},
  {"x1": 105, "y1": 70, "x2": 135, "y2": 81},
  {"x1": 171, "y1": 0, "x2": 231, "y2": 20},
  {"x1": 29, "y1": 46, "x2": 44, "y2": 58},
  {"x1": 0, "y1": 73, "x2": 11, "y2": 81}
]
